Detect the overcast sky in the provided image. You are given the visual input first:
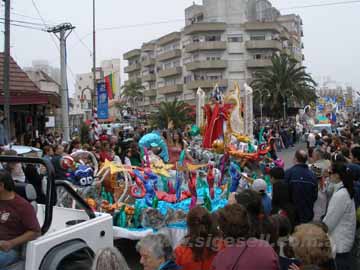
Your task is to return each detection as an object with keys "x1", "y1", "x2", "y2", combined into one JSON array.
[{"x1": 1, "y1": 0, "x2": 360, "y2": 94}]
